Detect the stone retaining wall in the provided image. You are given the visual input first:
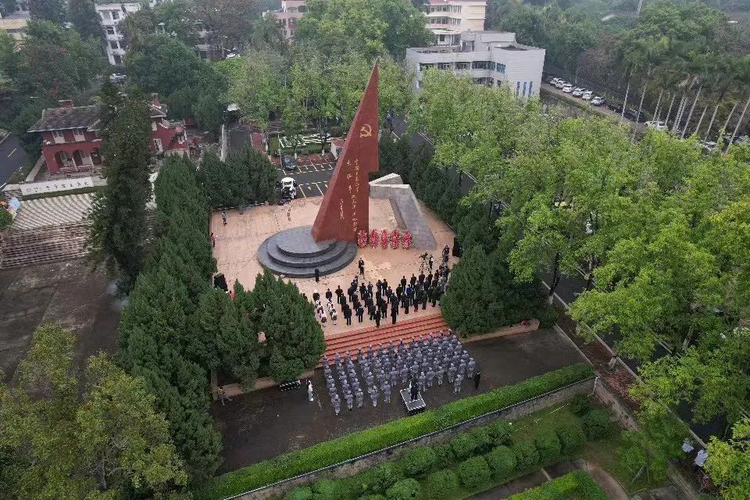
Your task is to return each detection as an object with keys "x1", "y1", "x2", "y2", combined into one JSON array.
[{"x1": 229, "y1": 376, "x2": 595, "y2": 500}]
